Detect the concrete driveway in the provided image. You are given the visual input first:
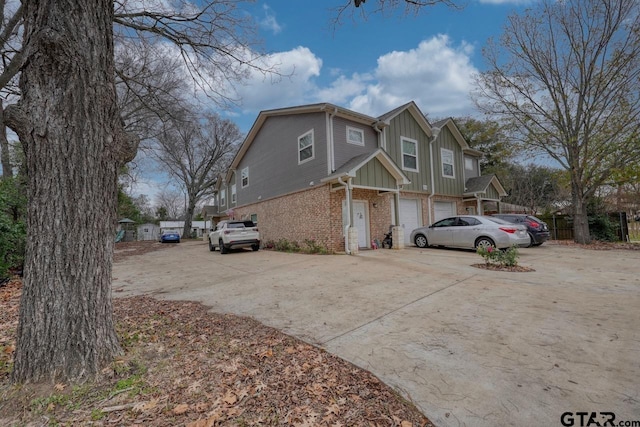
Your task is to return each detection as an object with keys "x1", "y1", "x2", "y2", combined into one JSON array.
[{"x1": 113, "y1": 241, "x2": 640, "y2": 427}]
